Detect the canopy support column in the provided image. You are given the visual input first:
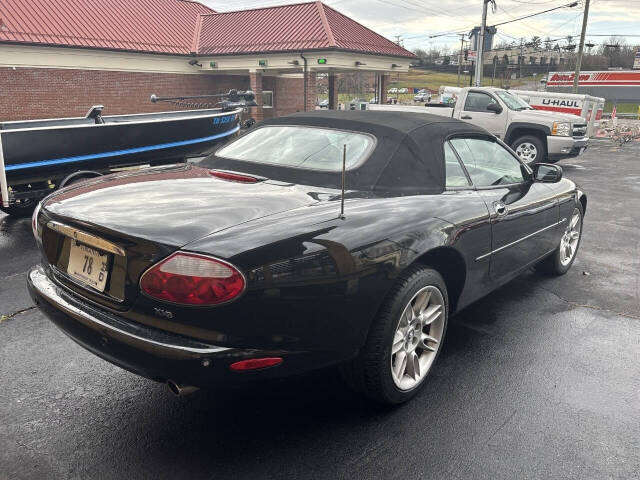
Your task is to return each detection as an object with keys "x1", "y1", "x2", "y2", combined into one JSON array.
[
  {"x1": 328, "y1": 73, "x2": 338, "y2": 110},
  {"x1": 249, "y1": 70, "x2": 263, "y2": 121},
  {"x1": 304, "y1": 71, "x2": 317, "y2": 112},
  {"x1": 380, "y1": 74, "x2": 389, "y2": 104}
]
